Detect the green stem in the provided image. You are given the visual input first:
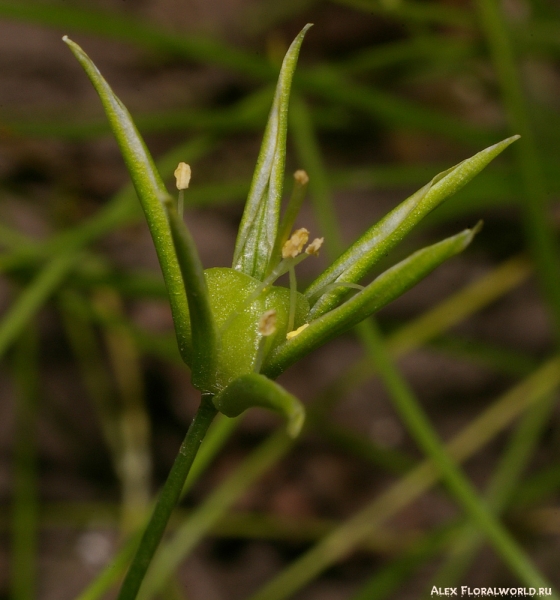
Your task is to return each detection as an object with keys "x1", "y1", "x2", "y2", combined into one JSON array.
[
  {"x1": 117, "y1": 396, "x2": 217, "y2": 600},
  {"x1": 139, "y1": 431, "x2": 293, "y2": 599},
  {"x1": 75, "y1": 416, "x2": 237, "y2": 600}
]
